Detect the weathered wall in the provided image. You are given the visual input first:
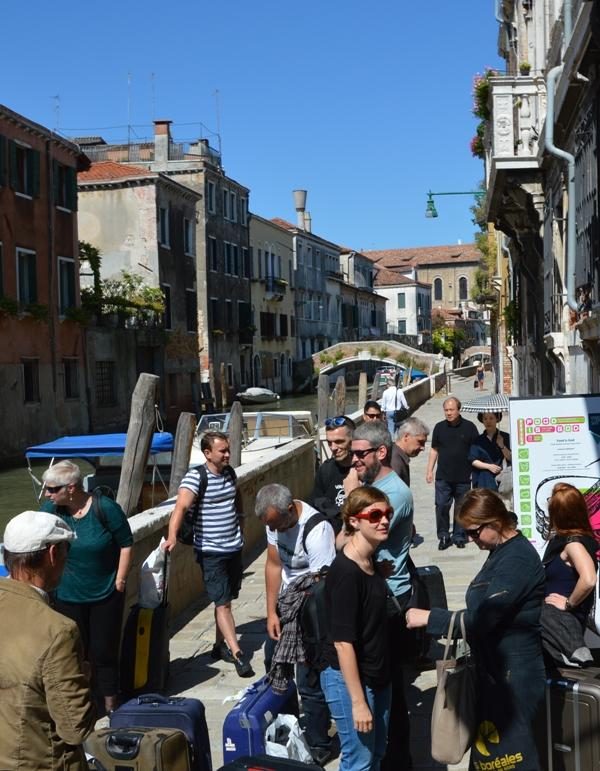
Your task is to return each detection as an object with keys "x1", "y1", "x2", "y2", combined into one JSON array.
[{"x1": 122, "y1": 437, "x2": 316, "y2": 621}]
